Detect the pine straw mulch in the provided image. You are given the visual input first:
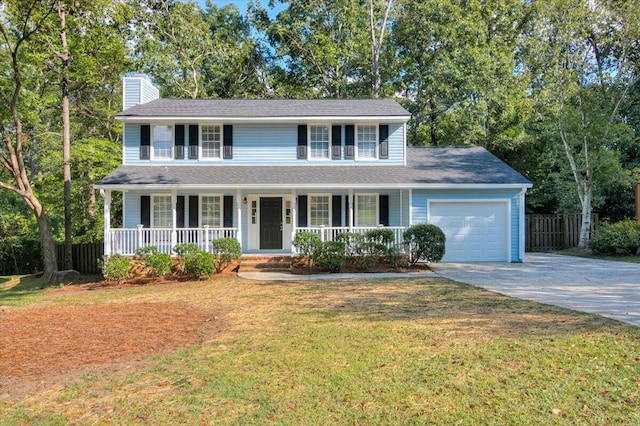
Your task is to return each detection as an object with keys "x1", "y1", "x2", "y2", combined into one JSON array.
[{"x1": 0, "y1": 273, "x2": 240, "y2": 399}]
